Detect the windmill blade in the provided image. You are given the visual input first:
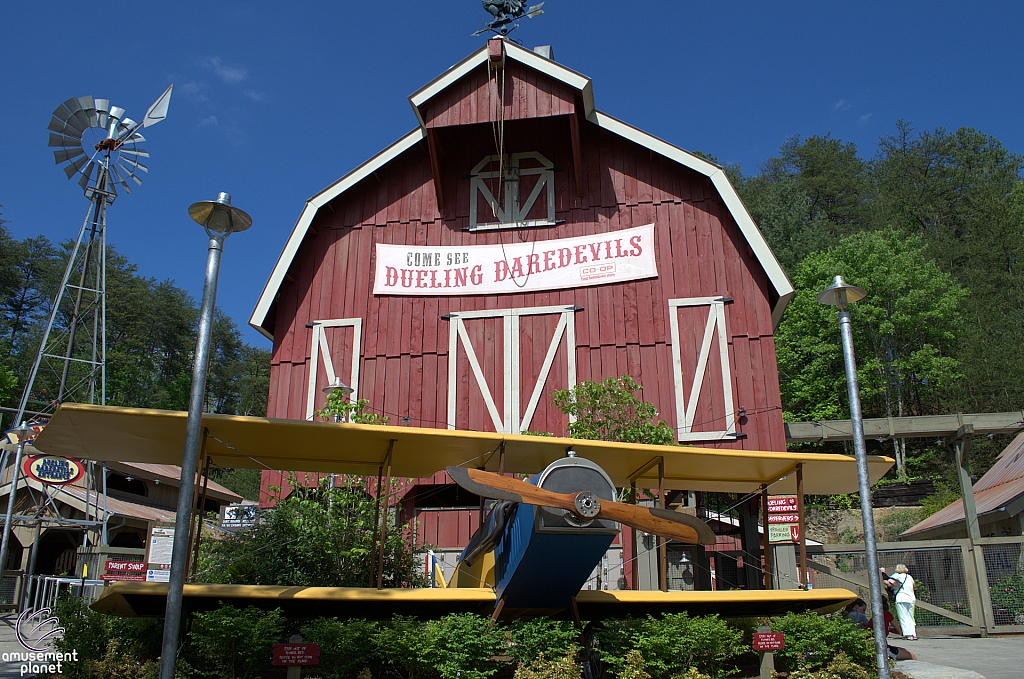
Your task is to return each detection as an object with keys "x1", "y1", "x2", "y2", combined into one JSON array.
[
  {"x1": 63, "y1": 156, "x2": 88, "y2": 179},
  {"x1": 127, "y1": 132, "x2": 145, "y2": 143},
  {"x1": 142, "y1": 84, "x2": 173, "y2": 127},
  {"x1": 119, "y1": 148, "x2": 150, "y2": 158},
  {"x1": 49, "y1": 133, "x2": 81, "y2": 148},
  {"x1": 77, "y1": 161, "x2": 96, "y2": 191},
  {"x1": 53, "y1": 147, "x2": 84, "y2": 164},
  {"x1": 78, "y1": 96, "x2": 97, "y2": 126},
  {"x1": 48, "y1": 117, "x2": 81, "y2": 137},
  {"x1": 94, "y1": 99, "x2": 110, "y2": 128},
  {"x1": 118, "y1": 162, "x2": 143, "y2": 185},
  {"x1": 447, "y1": 467, "x2": 715, "y2": 545},
  {"x1": 118, "y1": 155, "x2": 148, "y2": 173}
]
